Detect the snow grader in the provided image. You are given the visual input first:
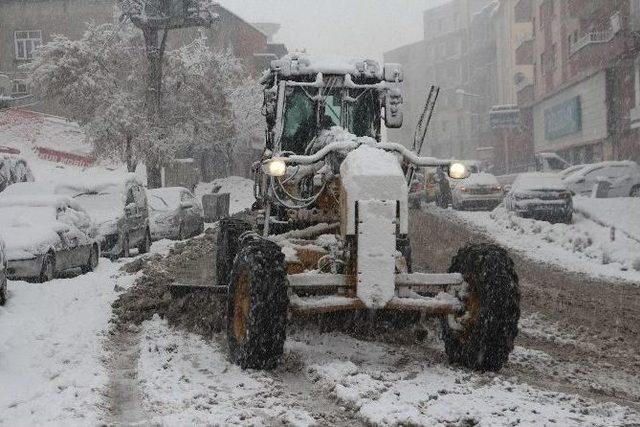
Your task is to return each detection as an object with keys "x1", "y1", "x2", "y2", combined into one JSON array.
[{"x1": 216, "y1": 54, "x2": 520, "y2": 371}]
